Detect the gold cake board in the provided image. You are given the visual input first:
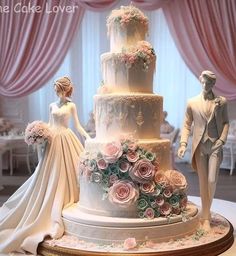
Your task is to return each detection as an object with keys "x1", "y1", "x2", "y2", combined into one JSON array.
[{"x1": 38, "y1": 219, "x2": 234, "y2": 256}]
